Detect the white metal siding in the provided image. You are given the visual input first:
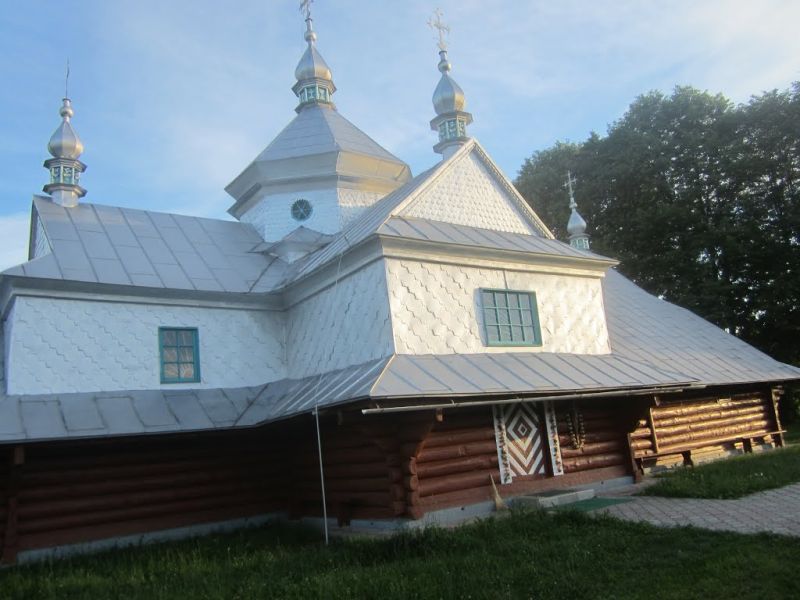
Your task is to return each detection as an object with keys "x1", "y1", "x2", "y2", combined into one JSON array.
[
  {"x1": 6, "y1": 297, "x2": 286, "y2": 395},
  {"x1": 386, "y1": 258, "x2": 610, "y2": 356}
]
